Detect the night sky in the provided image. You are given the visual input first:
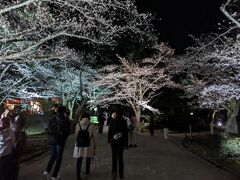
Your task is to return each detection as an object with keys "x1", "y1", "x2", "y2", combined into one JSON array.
[{"x1": 136, "y1": 0, "x2": 226, "y2": 53}]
